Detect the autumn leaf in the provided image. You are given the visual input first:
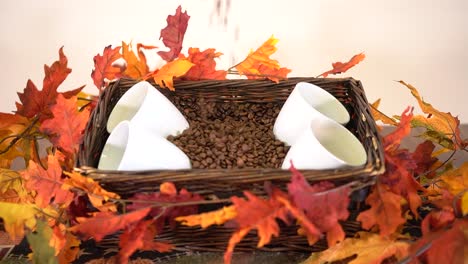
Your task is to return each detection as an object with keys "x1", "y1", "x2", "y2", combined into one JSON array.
[
  {"x1": 63, "y1": 171, "x2": 120, "y2": 212},
  {"x1": 224, "y1": 191, "x2": 290, "y2": 264},
  {"x1": 176, "y1": 205, "x2": 237, "y2": 228},
  {"x1": 0, "y1": 168, "x2": 27, "y2": 197},
  {"x1": 370, "y1": 99, "x2": 397, "y2": 126},
  {"x1": 121, "y1": 42, "x2": 156, "y2": 79},
  {"x1": 319, "y1": 53, "x2": 366, "y2": 78},
  {"x1": 288, "y1": 165, "x2": 350, "y2": 247},
  {"x1": 158, "y1": 5, "x2": 190, "y2": 62},
  {"x1": 434, "y1": 162, "x2": 468, "y2": 215},
  {"x1": 412, "y1": 140, "x2": 438, "y2": 177},
  {"x1": 69, "y1": 208, "x2": 151, "y2": 241},
  {"x1": 383, "y1": 107, "x2": 413, "y2": 151},
  {"x1": 398, "y1": 80, "x2": 467, "y2": 150},
  {"x1": 117, "y1": 220, "x2": 173, "y2": 264},
  {"x1": 16, "y1": 47, "x2": 82, "y2": 121},
  {"x1": 91, "y1": 45, "x2": 123, "y2": 91},
  {"x1": 357, "y1": 183, "x2": 406, "y2": 236},
  {"x1": 234, "y1": 35, "x2": 291, "y2": 82},
  {"x1": 21, "y1": 153, "x2": 74, "y2": 208},
  {"x1": 27, "y1": 220, "x2": 58, "y2": 264},
  {"x1": 180, "y1": 47, "x2": 227, "y2": 80},
  {"x1": 0, "y1": 202, "x2": 38, "y2": 240},
  {"x1": 149, "y1": 58, "x2": 193, "y2": 90},
  {"x1": 409, "y1": 219, "x2": 467, "y2": 264},
  {"x1": 302, "y1": 232, "x2": 410, "y2": 264},
  {"x1": 40, "y1": 94, "x2": 90, "y2": 154},
  {"x1": 127, "y1": 182, "x2": 203, "y2": 230},
  {"x1": 57, "y1": 231, "x2": 81, "y2": 264}
]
